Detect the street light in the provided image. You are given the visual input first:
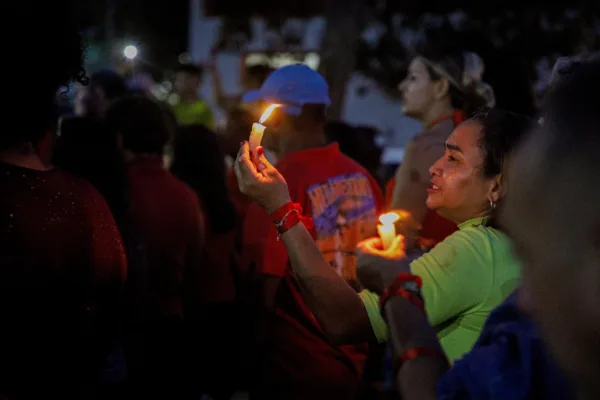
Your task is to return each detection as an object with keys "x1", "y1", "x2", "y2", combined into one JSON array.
[{"x1": 123, "y1": 45, "x2": 138, "y2": 60}]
